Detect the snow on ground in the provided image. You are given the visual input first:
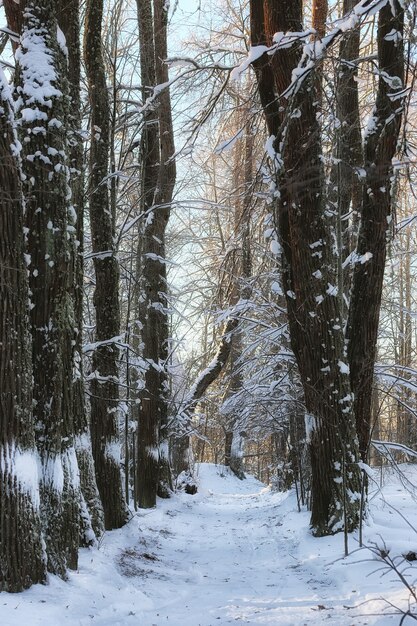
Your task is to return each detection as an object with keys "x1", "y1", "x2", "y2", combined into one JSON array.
[{"x1": 2, "y1": 463, "x2": 417, "y2": 625}]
